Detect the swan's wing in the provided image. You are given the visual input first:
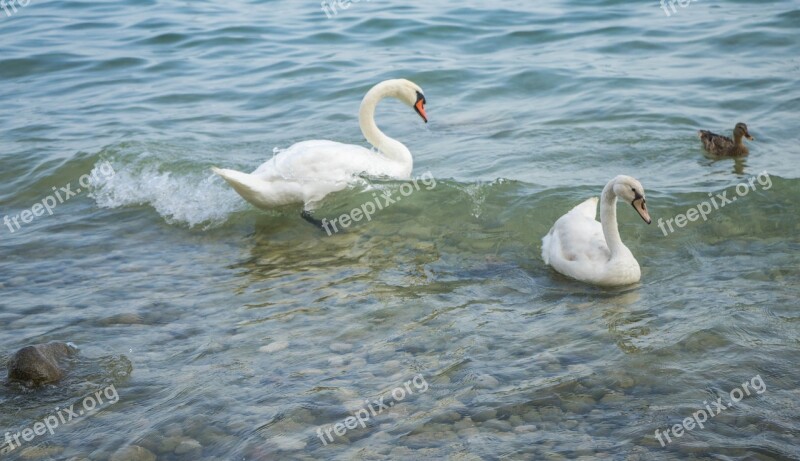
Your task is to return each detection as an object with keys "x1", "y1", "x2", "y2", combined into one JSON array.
[
  {"x1": 555, "y1": 220, "x2": 610, "y2": 263},
  {"x1": 252, "y1": 141, "x2": 379, "y2": 182},
  {"x1": 571, "y1": 197, "x2": 599, "y2": 220},
  {"x1": 216, "y1": 141, "x2": 390, "y2": 209},
  {"x1": 542, "y1": 197, "x2": 611, "y2": 280},
  {"x1": 543, "y1": 198, "x2": 596, "y2": 263}
]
